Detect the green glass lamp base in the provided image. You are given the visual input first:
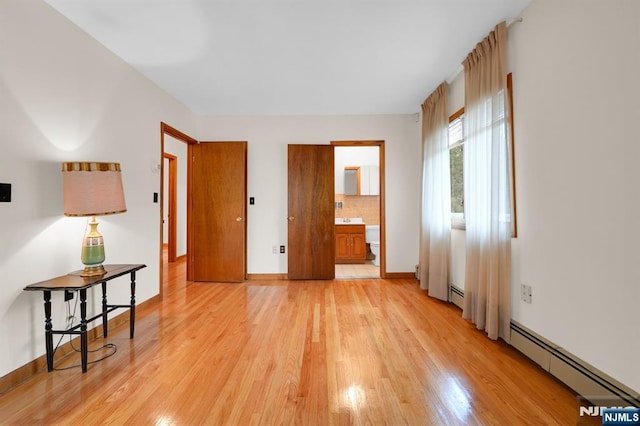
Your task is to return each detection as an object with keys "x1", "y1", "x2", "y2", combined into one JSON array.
[{"x1": 80, "y1": 217, "x2": 107, "y2": 277}]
